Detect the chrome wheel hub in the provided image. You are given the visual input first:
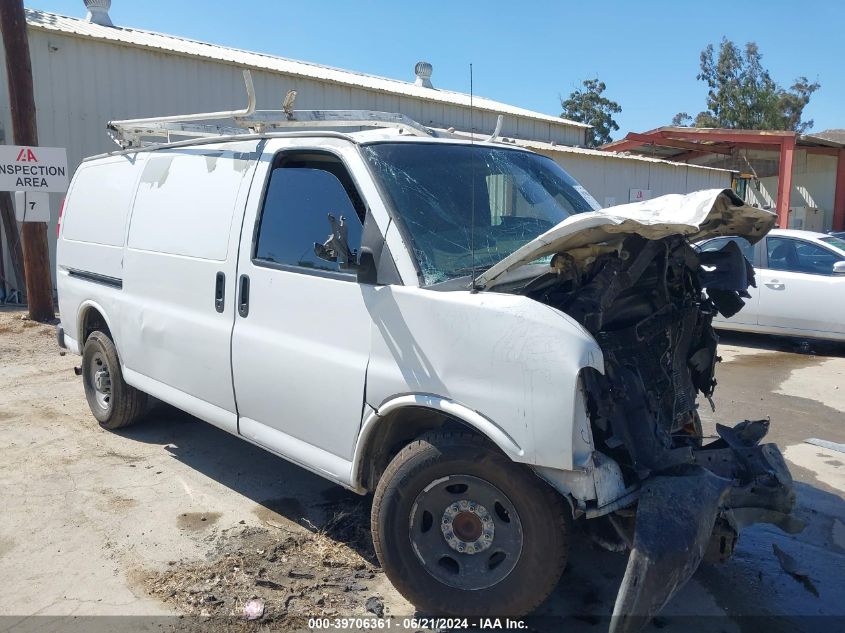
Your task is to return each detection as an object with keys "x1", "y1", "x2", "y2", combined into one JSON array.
[
  {"x1": 90, "y1": 352, "x2": 112, "y2": 410},
  {"x1": 94, "y1": 368, "x2": 110, "y2": 392},
  {"x1": 409, "y1": 474, "x2": 523, "y2": 590},
  {"x1": 441, "y1": 500, "x2": 494, "y2": 554}
]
